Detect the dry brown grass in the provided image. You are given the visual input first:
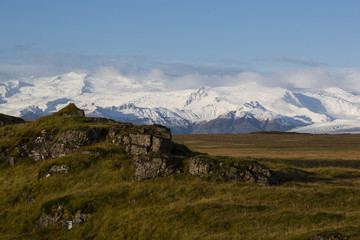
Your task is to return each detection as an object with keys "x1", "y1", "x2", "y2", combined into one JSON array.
[
  {"x1": 173, "y1": 133, "x2": 360, "y2": 160},
  {"x1": 4, "y1": 123, "x2": 360, "y2": 239}
]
